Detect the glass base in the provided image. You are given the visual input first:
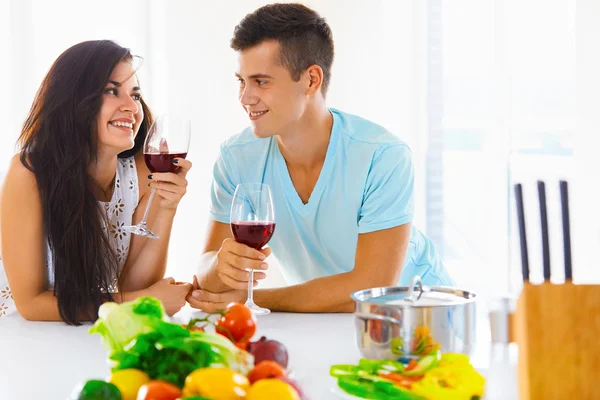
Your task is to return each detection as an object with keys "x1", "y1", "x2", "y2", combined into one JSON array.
[
  {"x1": 124, "y1": 224, "x2": 159, "y2": 239},
  {"x1": 245, "y1": 300, "x2": 270, "y2": 315}
]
